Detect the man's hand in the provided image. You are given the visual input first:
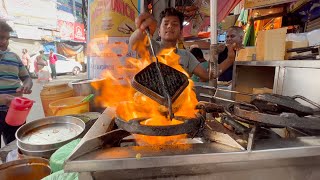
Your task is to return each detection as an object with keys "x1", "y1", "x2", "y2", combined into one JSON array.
[
  {"x1": 129, "y1": 12, "x2": 157, "y2": 52},
  {"x1": 227, "y1": 42, "x2": 243, "y2": 58},
  {"x1": 135, "y1": 12, "x2": 157, "y2": 35},
  {"x1": 227, "y1": 43, "x2": 237, "y2": 59},
  {"x1": 0, "y1": 94, "x2": 15, "y2": 106},
  {"x1": 16, "y1": 77, "x2": 33, "y2": 94}
]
